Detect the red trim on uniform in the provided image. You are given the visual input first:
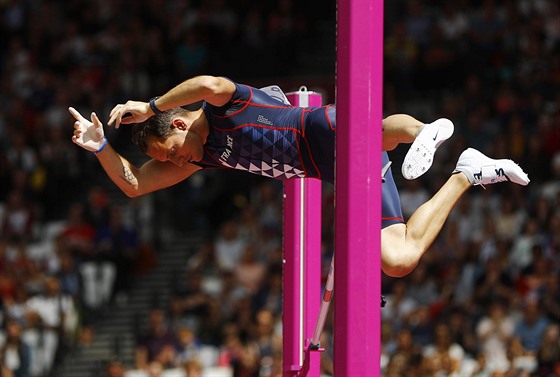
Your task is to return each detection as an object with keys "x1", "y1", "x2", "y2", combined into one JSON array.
[
  {"x1": 381, "y1": 216, "x2": 404, "y2": 222},
  {"x1": 202, "y1": 125, "x2": 308, "y2": 179},
  {"x1": 215, "y1": 102, "x2": 294, "y2": 119},
  {"x1": 300, "y1": 109, "x2": 306, "y2": 137},
  {"x1": 217, "y1": 86, "x2": 252, "y2": 117},
  {"x1": 294, "y1": 131, "x2": 309, "y2": 178},
  {"x1": 301, "y1": 132, "x2": 321, "y2": 180},
  {"x1": 215, "y1": 85, "x2": 292, "y2": 119},
  {"x1": 325, "y1": 104, "x2": 335, "y2": 131}
]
